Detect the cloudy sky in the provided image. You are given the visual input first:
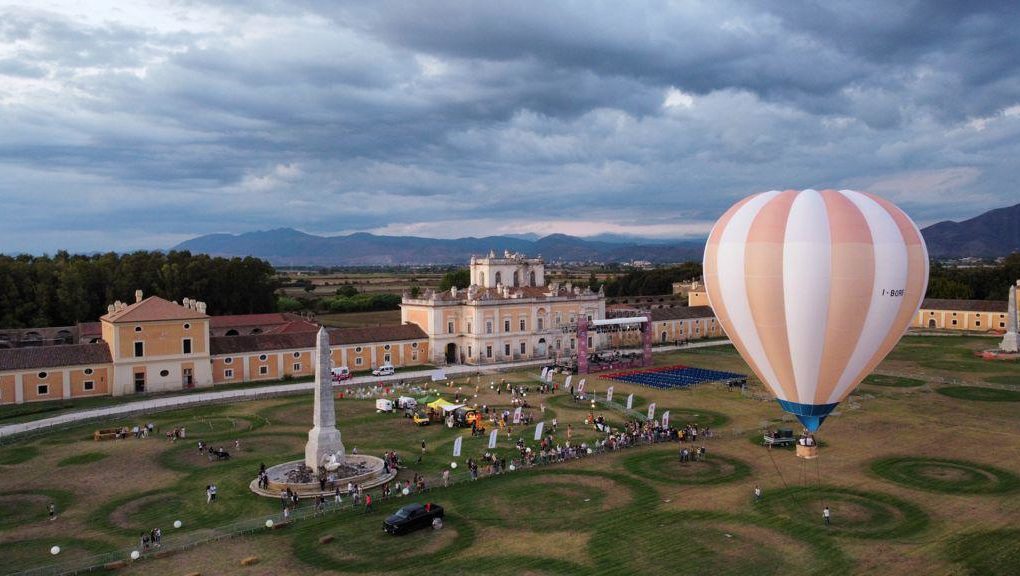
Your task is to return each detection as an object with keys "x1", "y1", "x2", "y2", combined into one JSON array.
[{"x1": 2, "y1": 1, "x2": 1019, "y2": 253}]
